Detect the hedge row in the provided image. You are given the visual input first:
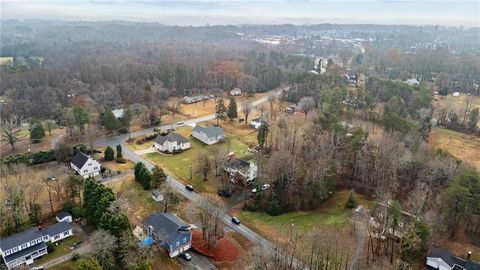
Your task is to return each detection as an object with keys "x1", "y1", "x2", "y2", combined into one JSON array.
[
  {"x1": 1, "y1": 150, "x2": 56, "y2": 165},
  {"x1": 135, "y1": 133, "x2": 158, "y2": 145}
]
